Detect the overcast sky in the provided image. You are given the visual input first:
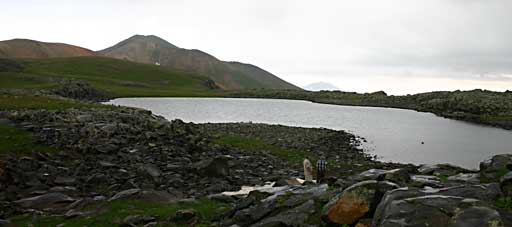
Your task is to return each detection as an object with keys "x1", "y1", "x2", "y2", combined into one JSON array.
[{"x1": 2, "y1": 0, "x2": 512, "y2": 94}]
